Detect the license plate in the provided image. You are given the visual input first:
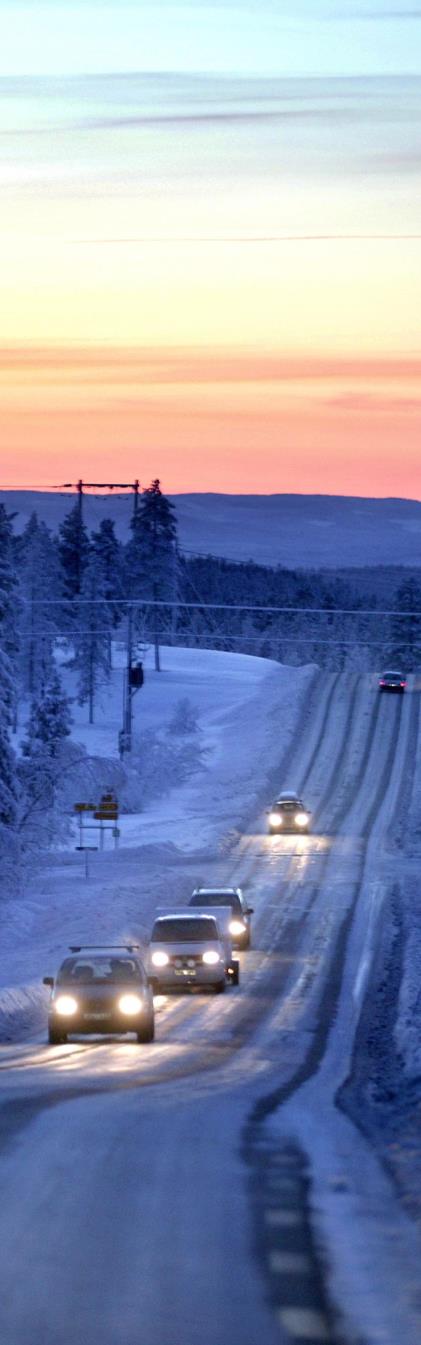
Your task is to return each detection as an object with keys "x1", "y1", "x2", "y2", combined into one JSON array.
[{"x1": 85, "y1": 1012, "x2": 107, "y2": 1020}]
